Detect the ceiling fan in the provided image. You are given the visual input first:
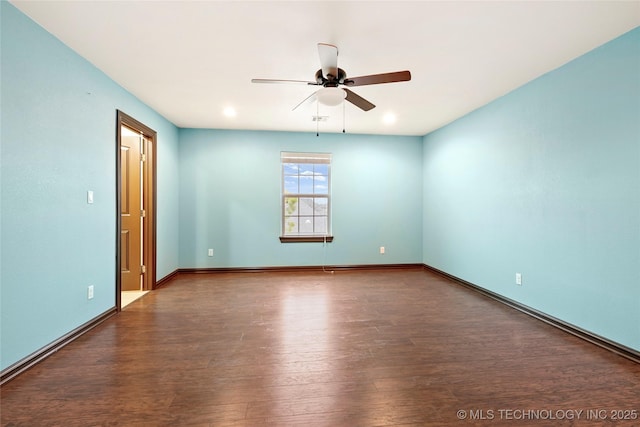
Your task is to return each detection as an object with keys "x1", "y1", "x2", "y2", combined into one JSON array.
[{"x1": 252, "y1": 43, "x2": 411, "y2": 112}]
